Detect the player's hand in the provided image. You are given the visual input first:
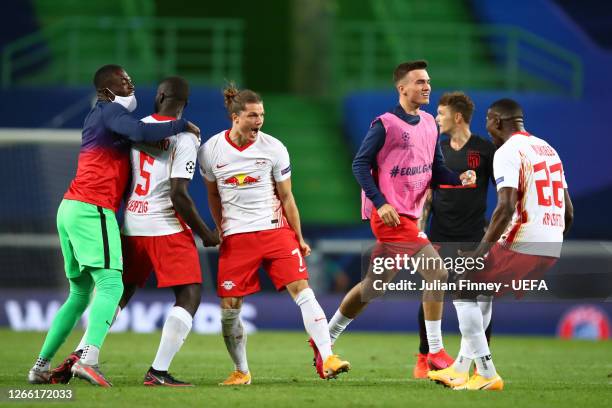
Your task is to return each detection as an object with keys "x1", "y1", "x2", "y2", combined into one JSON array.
[
  {"x1": 202, "y1": 228, "x2": 220, "y2": 247},
  {"x1": 460, "y1": 170, "x2": 476, "y2": 186},
  {"x1": 377, "y1": 204, "x2": 401, "y2": 227},
  {"x1": 186, "y1": 121, "x2": 201, "y2": 139},
  {"x1": 299, "y1": 239, "x2": 311, "y2": 257}
]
